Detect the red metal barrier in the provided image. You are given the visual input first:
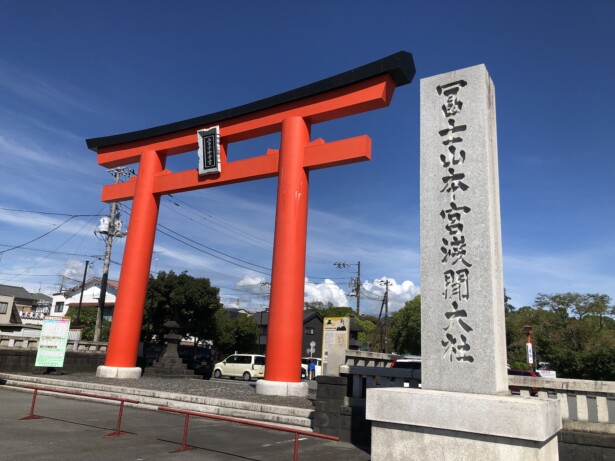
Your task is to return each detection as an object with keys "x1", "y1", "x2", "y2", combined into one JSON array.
[
  {"x1": 20, "y1": 385, "x2": 139, "y2": 438},
  {"x1": 158, "y1": 406, "x2": 339, "y2": 461}
]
